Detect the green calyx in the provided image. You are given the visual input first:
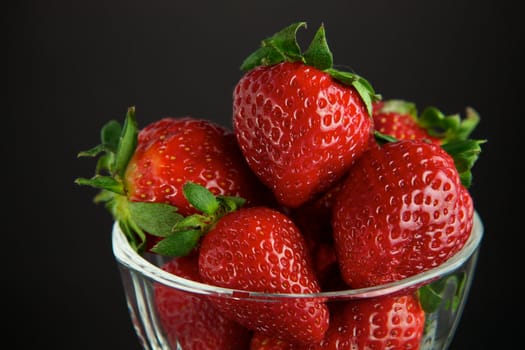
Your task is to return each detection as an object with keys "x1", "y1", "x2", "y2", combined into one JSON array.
[
  {"x1": 374, "y1": 99, "x2": 418, "y2": 118},
  {"x1": 148, "y1": 183, "x2": 246, "y2": 256},
  {"x1": 441, "y1": 139, "x2": 485, "y2": 188},
  {"x1": 76, "y1": 108, "x2": 244, "y2": 255},
  {"x1": 376, "y1": 99, "x2": 481, "y2": 144},
  {"x1": 417, "y1": 272, "x2": 467, "y2": 314},
  {"x1": 75, "y1": 106, "x2": 148, "y2": 251},
  {"x1": 418, "y1": 104, "x2": 485, "y2": 188},
  {"x1": 240, "y1": 21, "x2": 380, "y2": 116},
  {"x1": 418, "y1": 106, "x2": 481, "y2": 144}
]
